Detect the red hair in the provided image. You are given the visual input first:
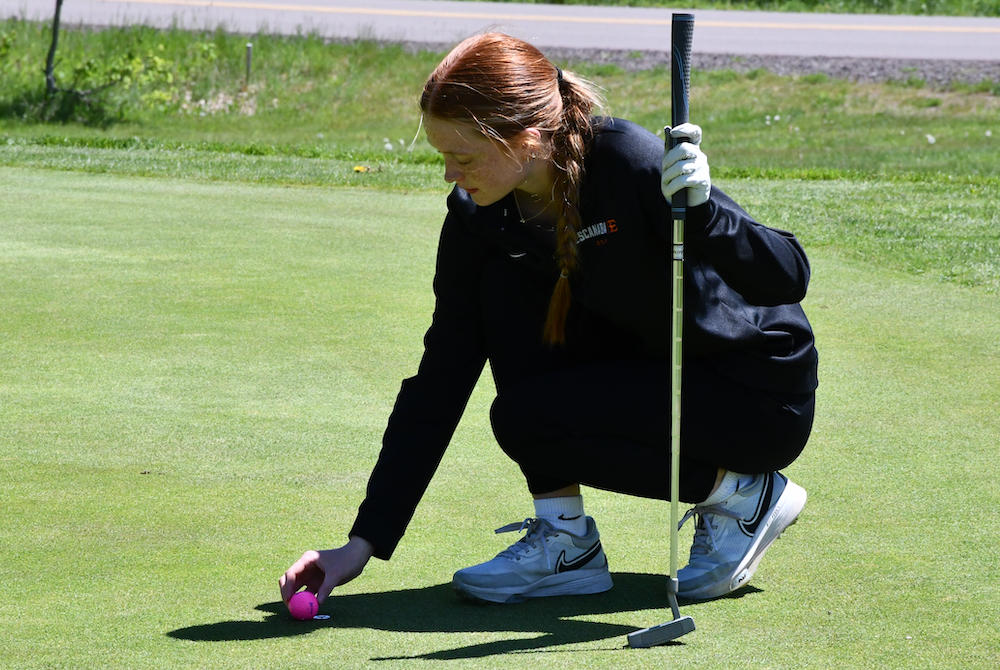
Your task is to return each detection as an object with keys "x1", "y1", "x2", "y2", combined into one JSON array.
[{"x1": 421, "y1": 33, "x2": 605, "y2": 345}]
